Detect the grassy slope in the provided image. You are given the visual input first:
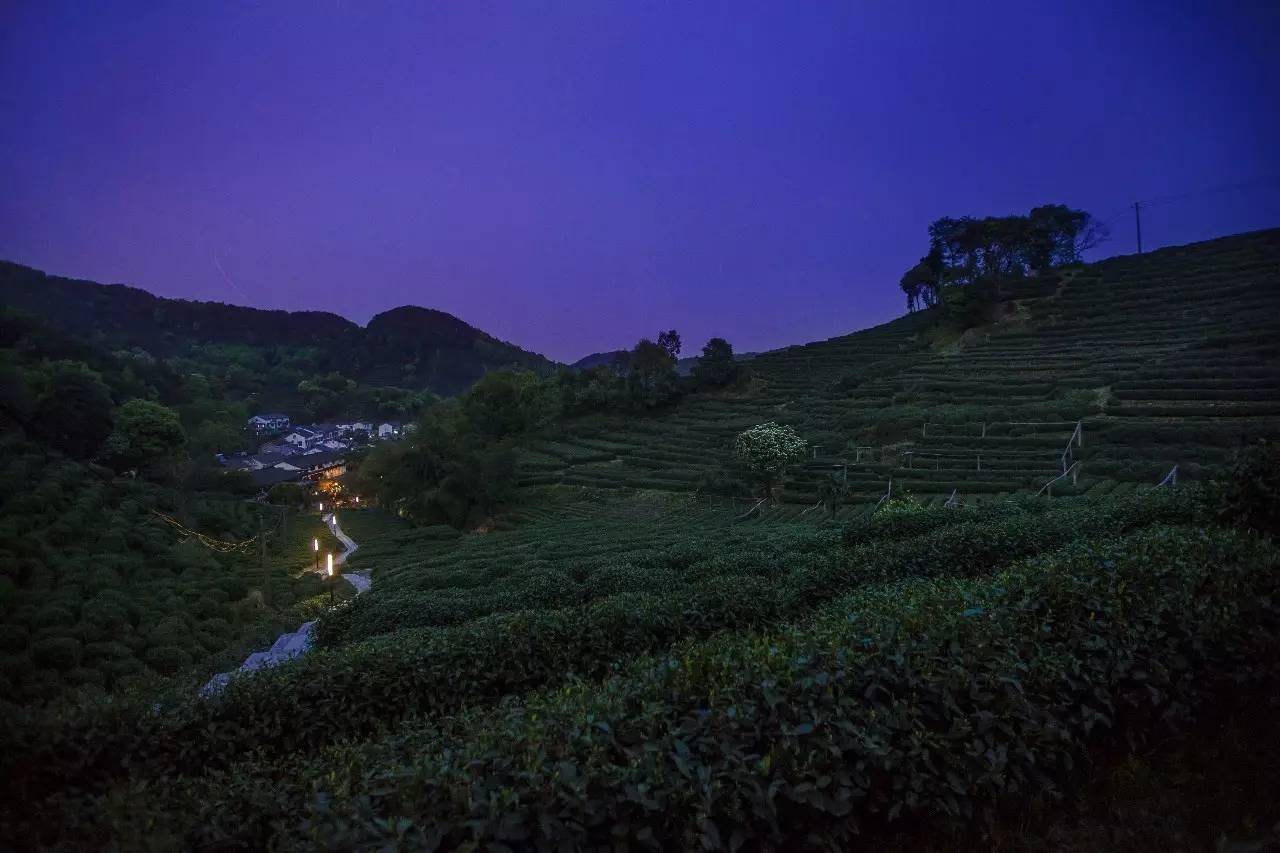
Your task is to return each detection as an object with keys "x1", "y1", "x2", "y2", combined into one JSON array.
[{"x1": 519, "y1": 228, "x2": 1280, "y2": 512}]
